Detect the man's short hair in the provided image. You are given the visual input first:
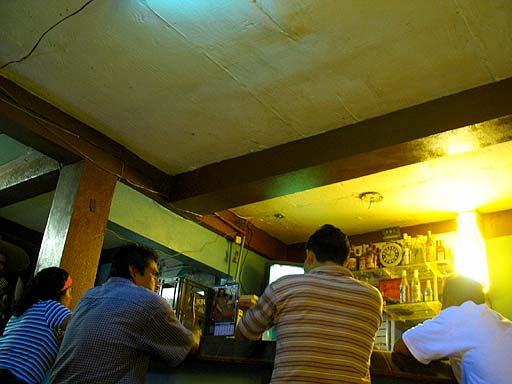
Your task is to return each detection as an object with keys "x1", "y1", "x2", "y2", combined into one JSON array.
[
  {"x1": 305, "y1": 224, "x2": 350, "y2": 265},
  {"x1": 110, "y1": 244, "x2": 158, "y2": 279},
  {"x1": 442, "y1": 275, "x2": 485, "y2": 306}
]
